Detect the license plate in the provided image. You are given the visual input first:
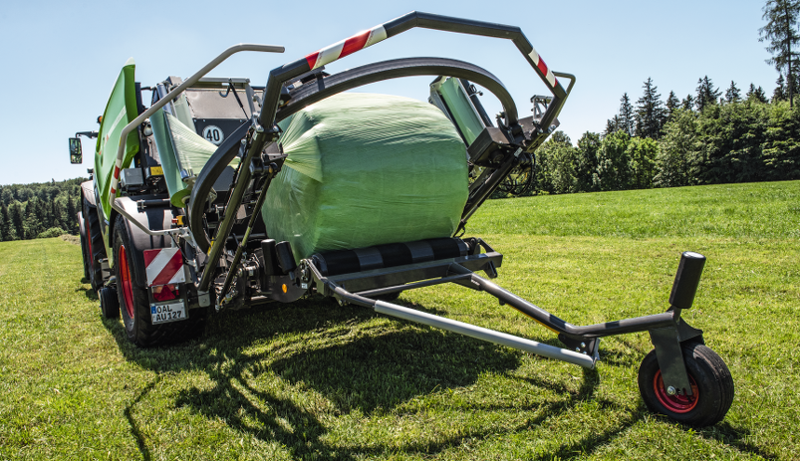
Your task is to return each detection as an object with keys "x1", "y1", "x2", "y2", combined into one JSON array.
[
  {"x1": 150, "y1": 301, "x2": 186, "y2": 324},
  {"x1": 149, "y1": 166, "x2": 163, "y2": 176}
]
